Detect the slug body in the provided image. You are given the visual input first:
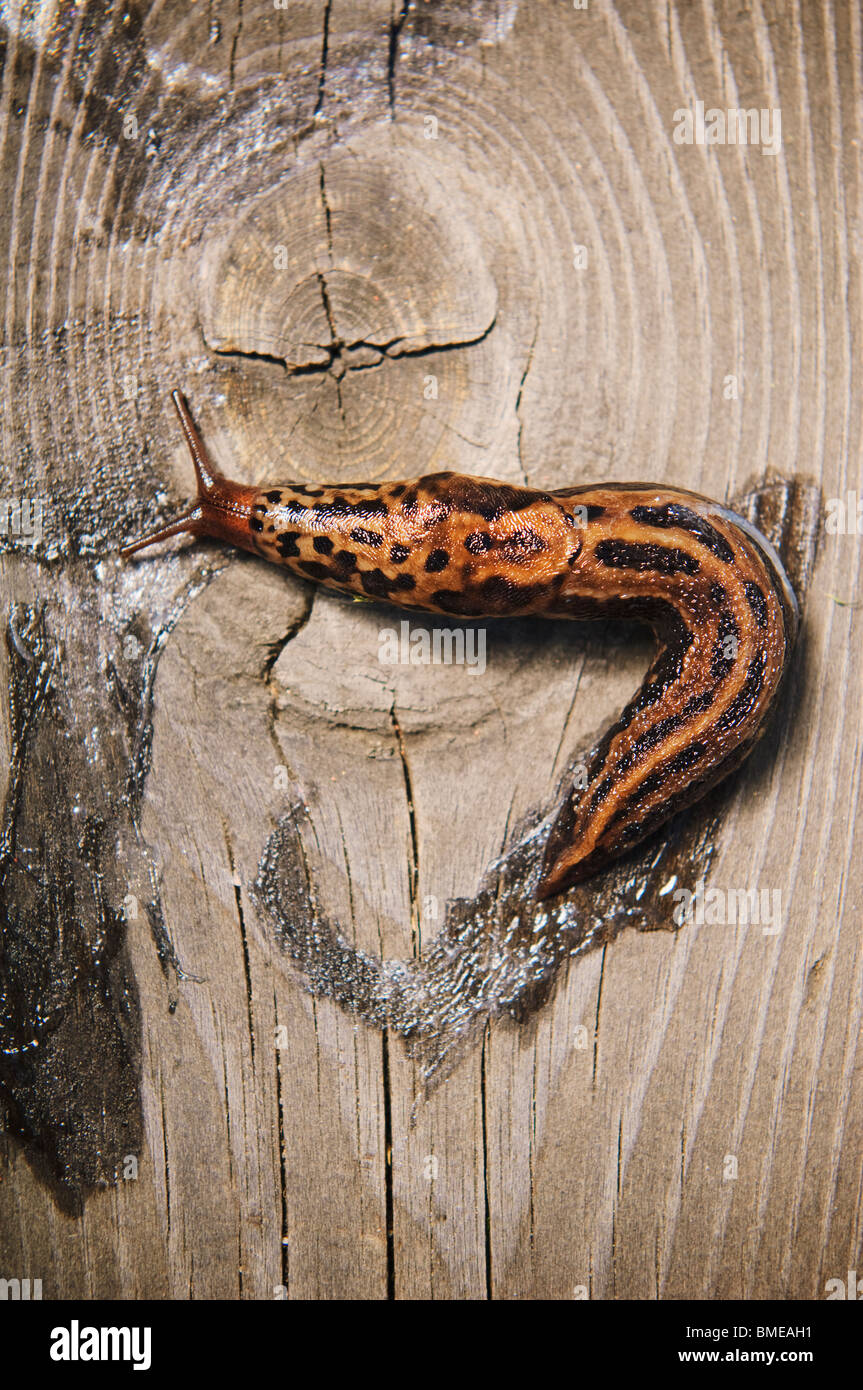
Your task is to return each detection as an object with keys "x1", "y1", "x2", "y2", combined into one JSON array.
[{"x1": 122, "y1": 393, "x2": 798, "y2": 899}]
